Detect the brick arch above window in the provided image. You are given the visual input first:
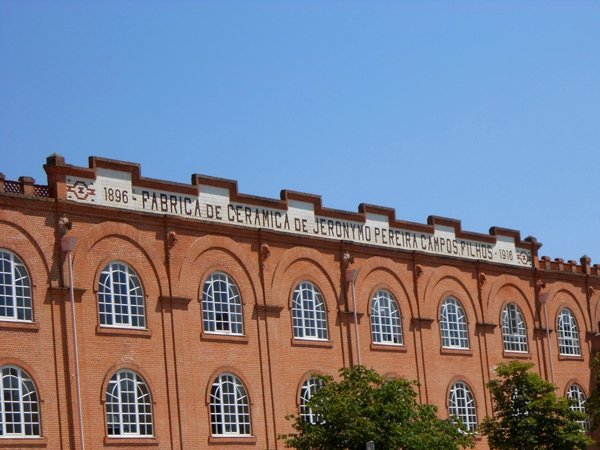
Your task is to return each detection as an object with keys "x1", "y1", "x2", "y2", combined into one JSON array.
[
  {"x1": 354, "y1": 257, "x2": 416, "y2": 317},
  {"x1": 177, "y1": 235, "x2": 262, "y2": 304},
  {"x1": 271, "y1": 246, "x2": 340, "y2": 304},
  {"x1": 484, "y1": 278, "x2": 533, "y2": 325},
  {"x1": 421, "y1": 268, "x2": 480, "y2": 323},
  {"x1": 0, "y1": 216, "x2": 52, "y2": 277},
  {"x1": 71, "y1": 221, "x2": 168, "y2": 299}
]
